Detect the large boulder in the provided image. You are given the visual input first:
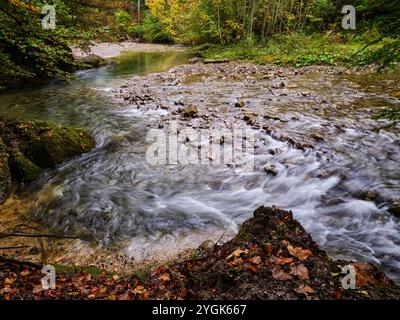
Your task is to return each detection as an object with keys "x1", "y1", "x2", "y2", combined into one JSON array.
[
  {"x1": 1, "y1": 119, "x2": 95, "y2": 168},
  {"x1": 0, "y1": 119, "x2": 96, "y2": 203}
]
